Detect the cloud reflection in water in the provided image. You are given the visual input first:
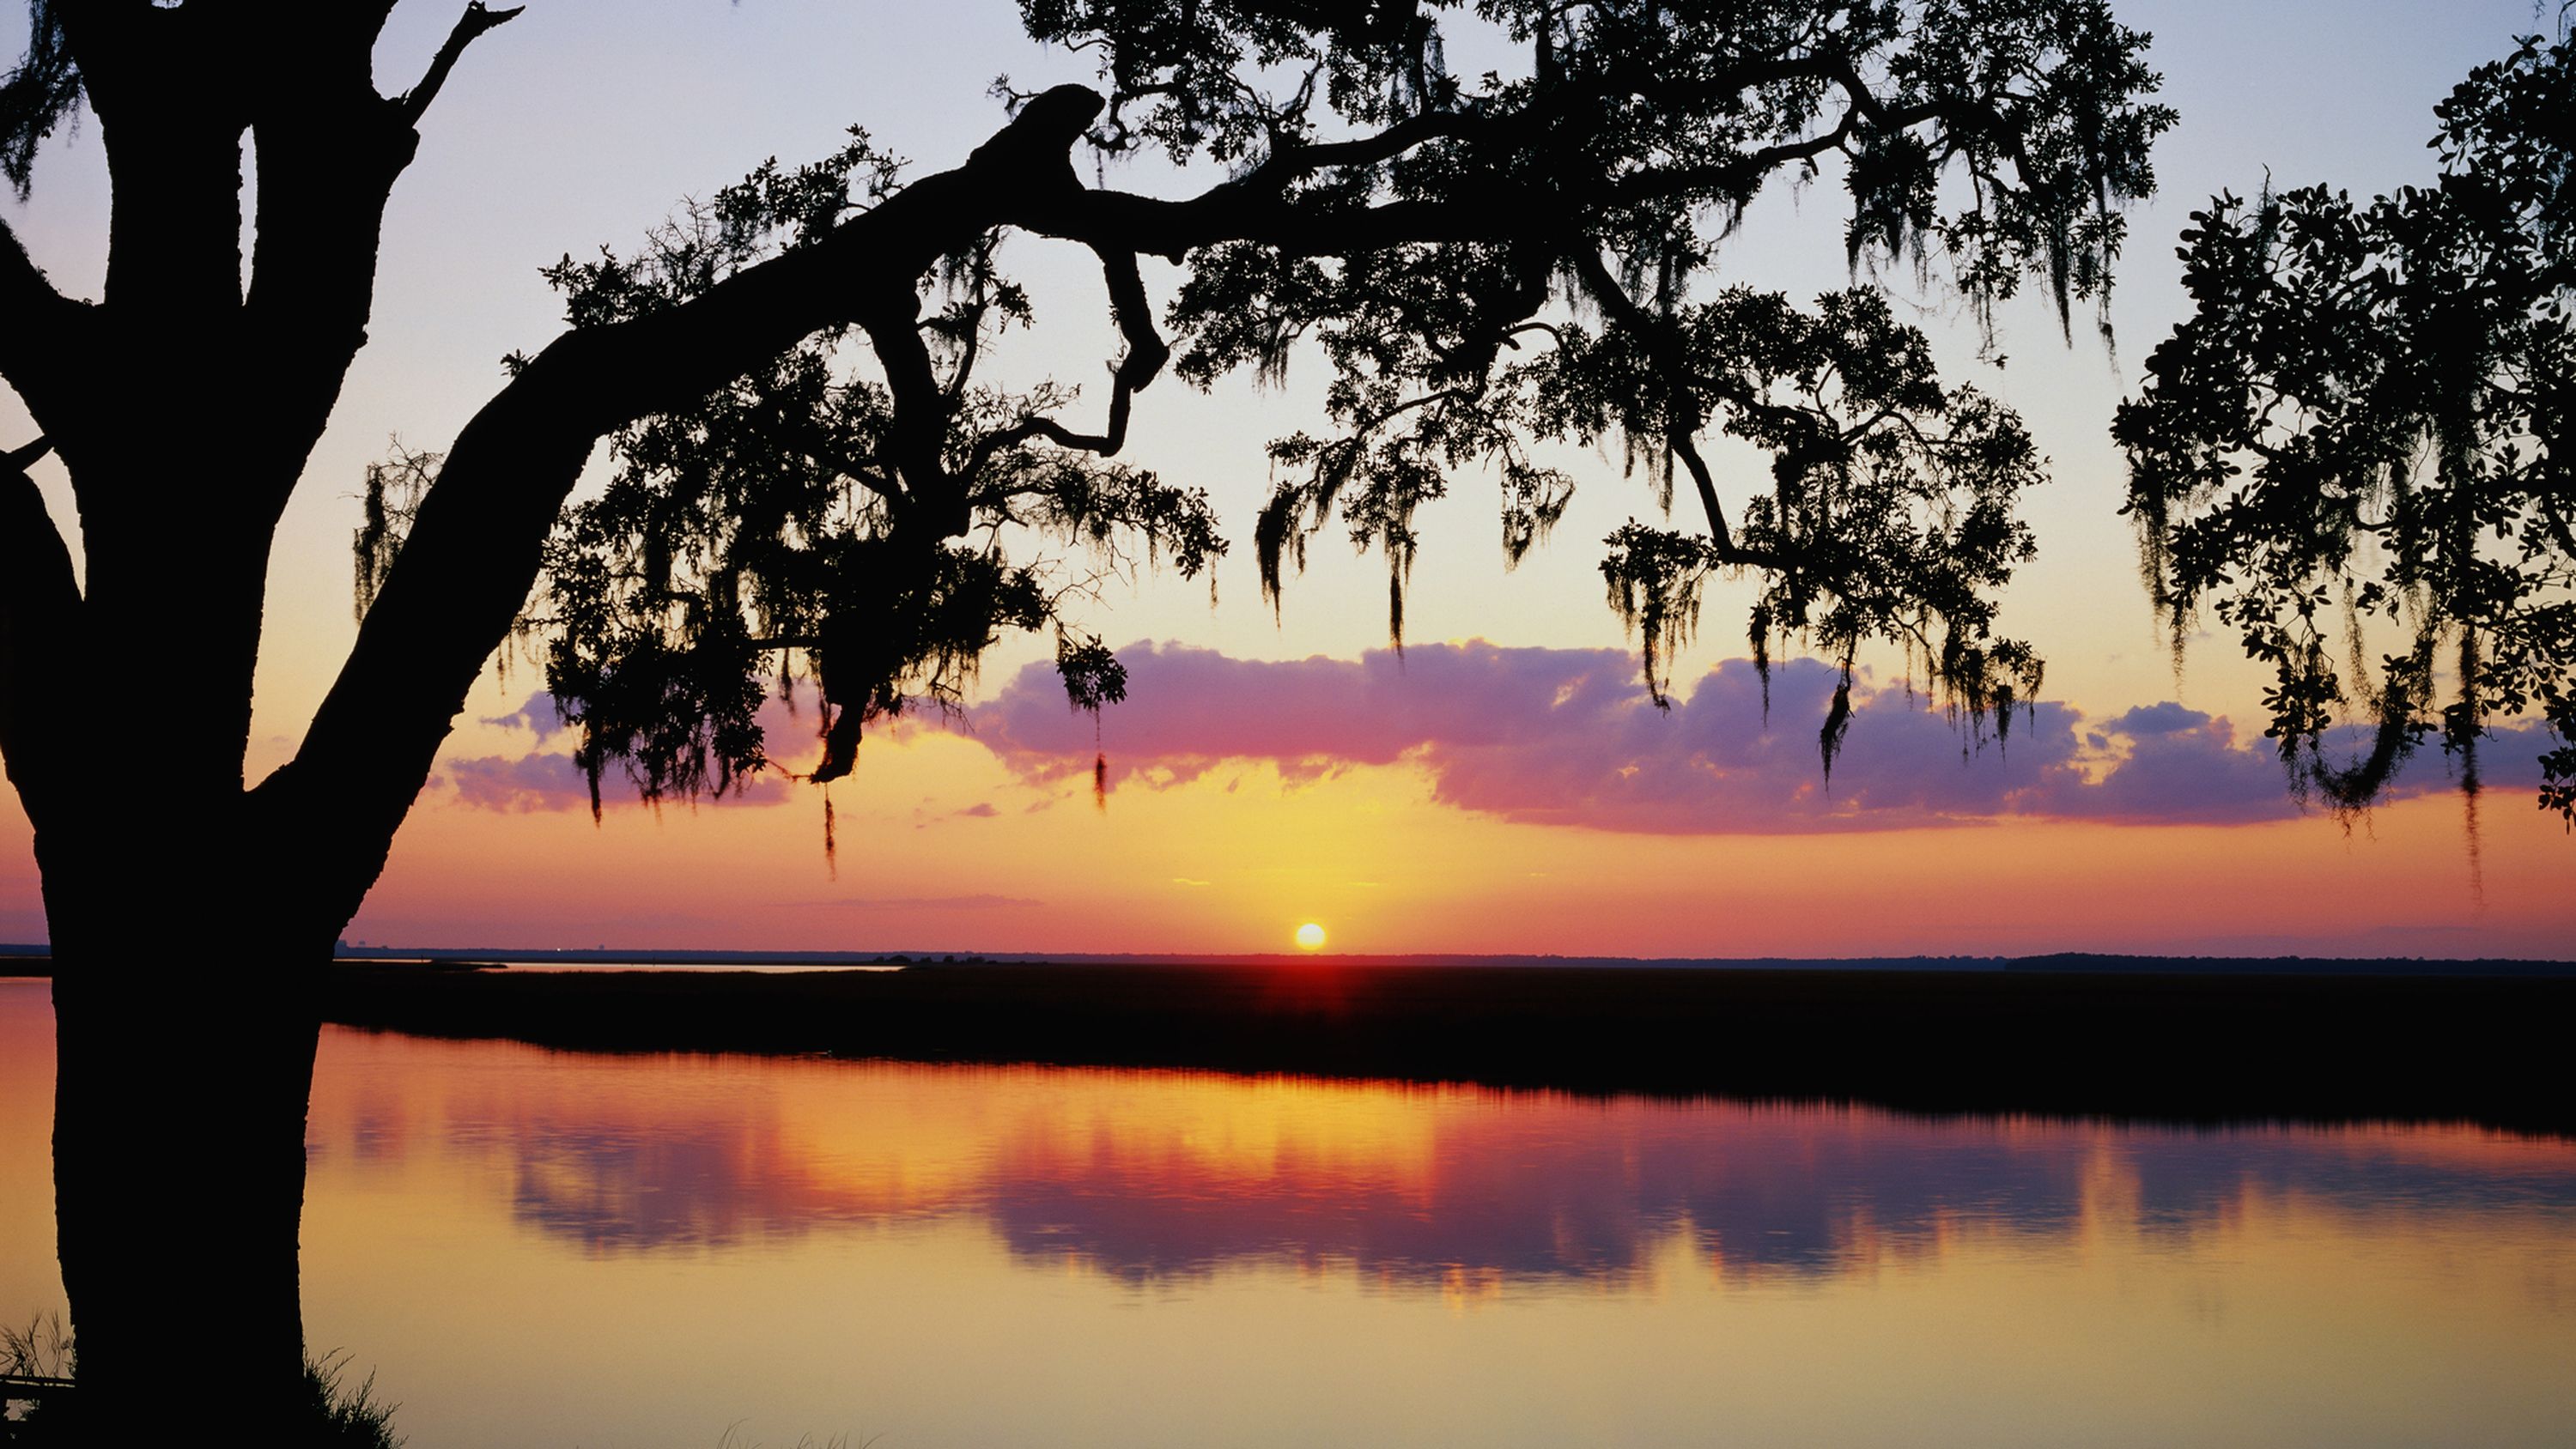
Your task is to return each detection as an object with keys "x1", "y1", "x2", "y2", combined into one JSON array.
[{"x1": 306, "y1": 1028, "x2": 2576, "y2": 1291}]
